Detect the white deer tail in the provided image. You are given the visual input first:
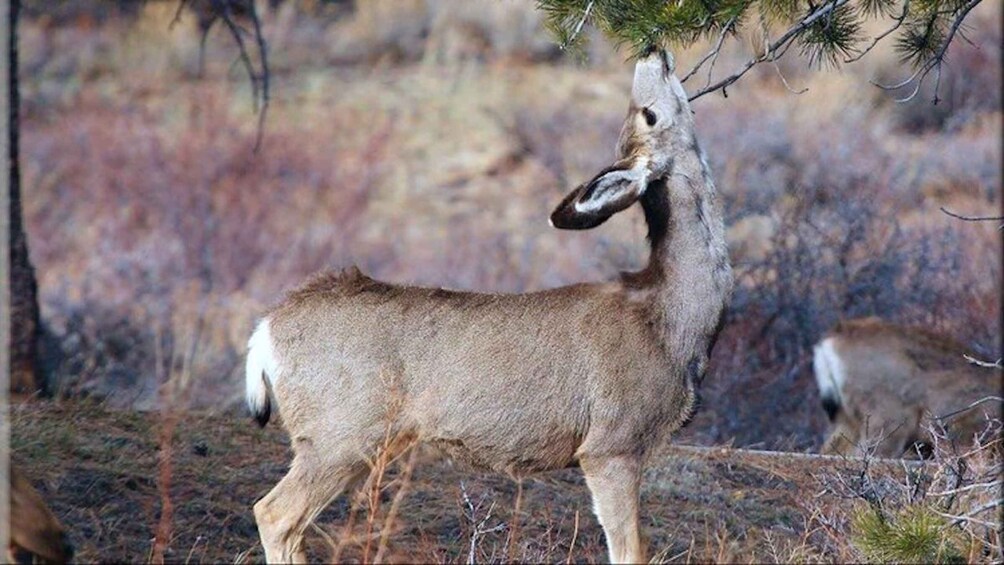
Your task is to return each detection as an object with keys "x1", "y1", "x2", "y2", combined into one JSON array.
[
  {"x1": 813, "y1": 337, "x2": 845, "y2": 422},
  {"x1": 246, "y1": 318, "x2": 279, "y2": 427}
]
